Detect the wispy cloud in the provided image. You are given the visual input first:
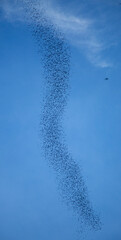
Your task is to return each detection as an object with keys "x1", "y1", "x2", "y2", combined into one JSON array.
[
  {"x1": 0, "y1": 0, "x2": 113, "y2": 68},
  {"x1": 0, "y1": 0, "x2": 24, "y2": 22},
  {"x1": 41, "y1": 1, "x2": 112, "y2": 68}
]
